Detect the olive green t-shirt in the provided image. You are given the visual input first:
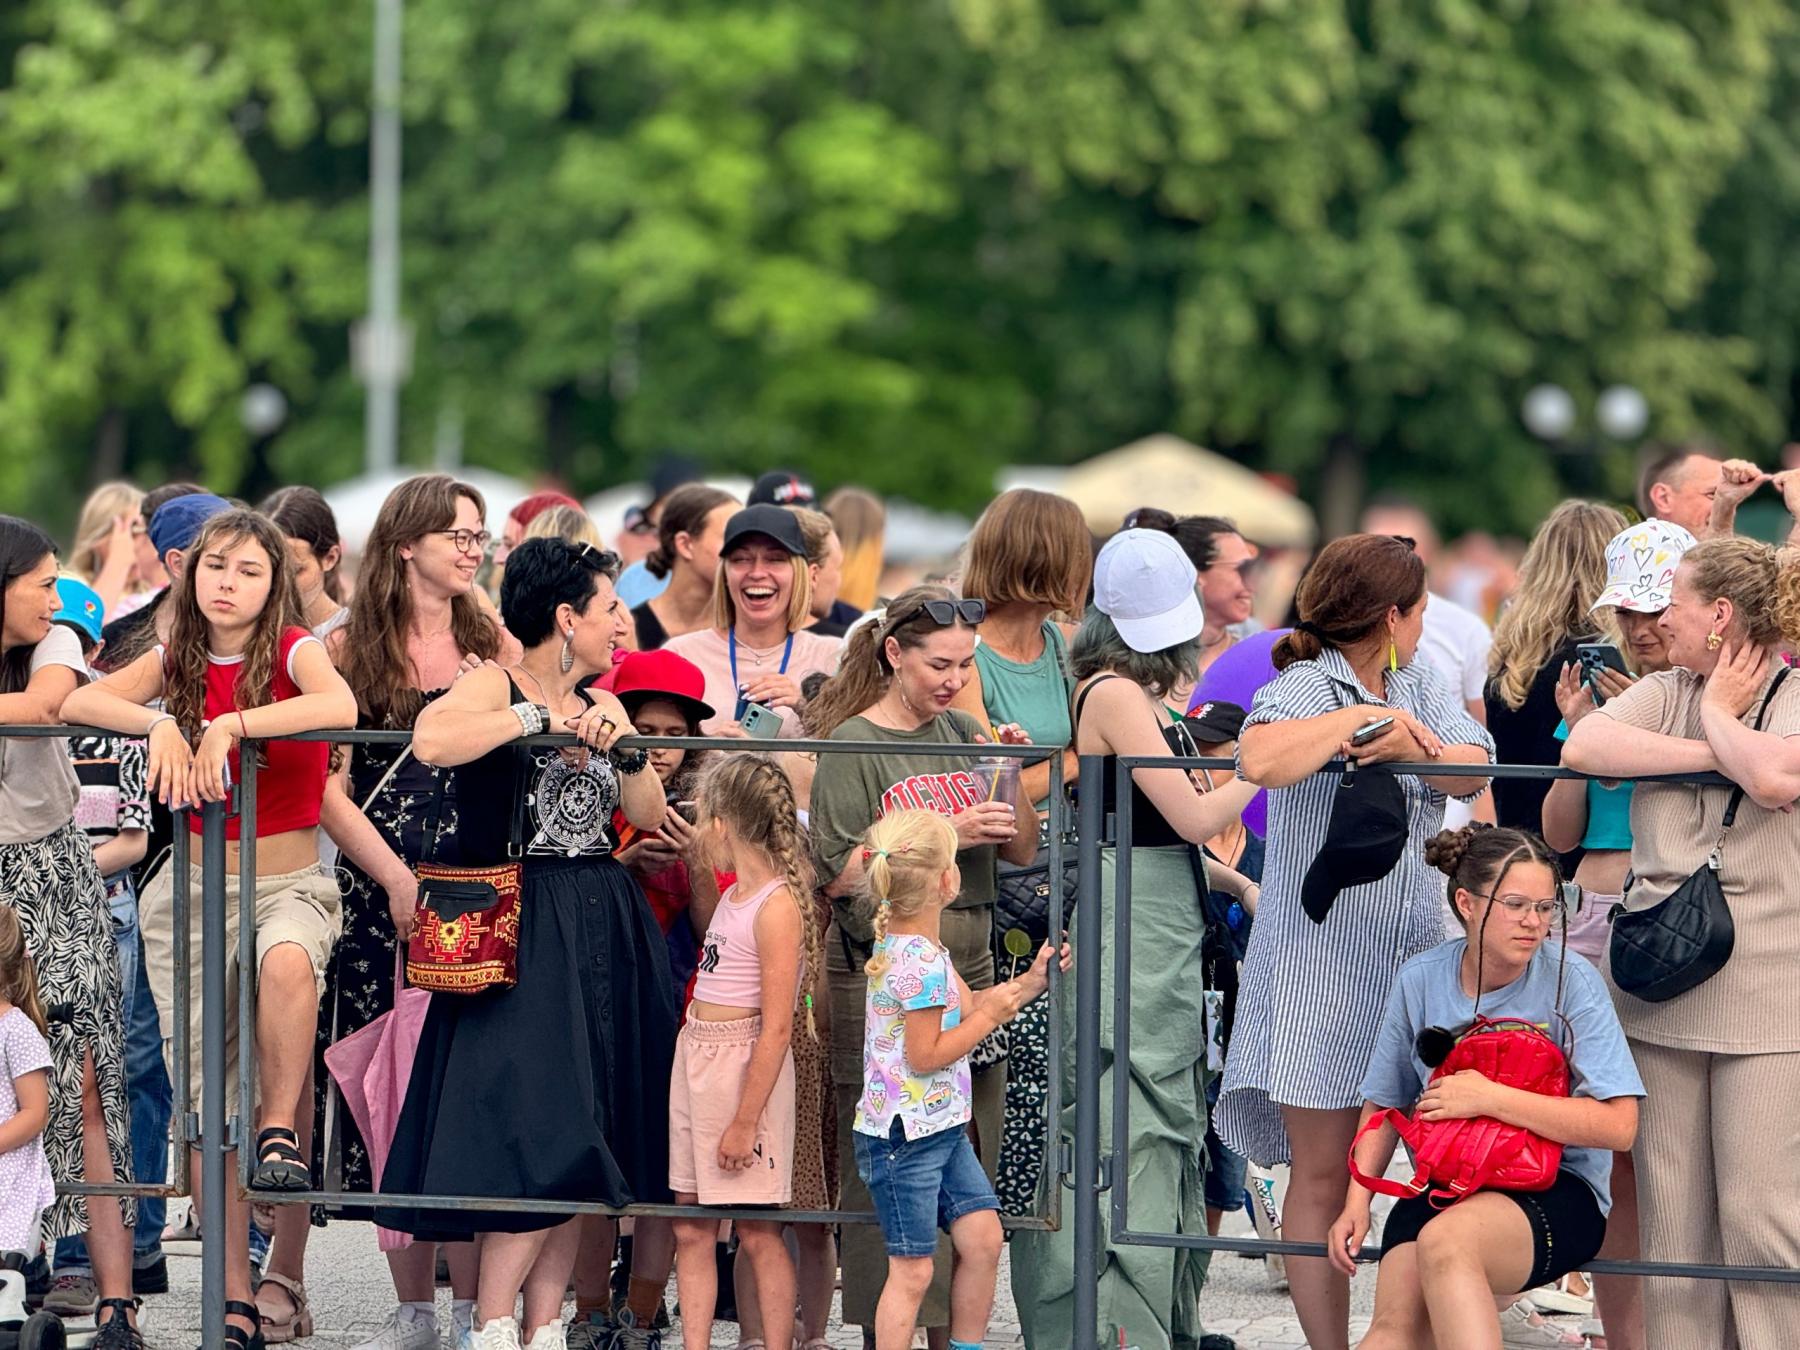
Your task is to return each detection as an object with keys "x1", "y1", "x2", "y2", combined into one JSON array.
[{"x1": 810, "y1": 710, "x2": 997, "y2": 940}]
